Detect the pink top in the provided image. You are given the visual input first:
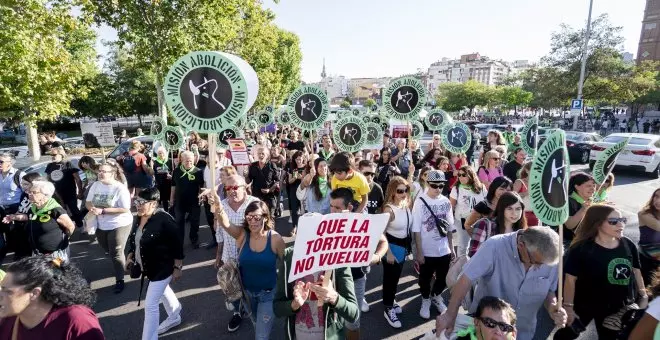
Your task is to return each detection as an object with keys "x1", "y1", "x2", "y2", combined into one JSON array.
[{"x1": 478, "y1": 167, "x2": 503, "y2": 185}]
